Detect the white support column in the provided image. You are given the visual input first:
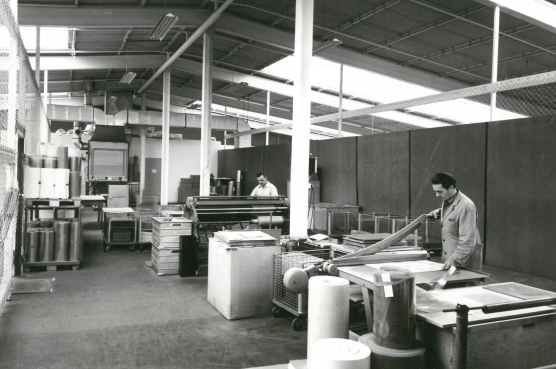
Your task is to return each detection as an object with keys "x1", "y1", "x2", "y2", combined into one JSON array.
[
  {"x1": 490, "y1": 5, "x2": 500, "y2": 122},
  {"x1": 289, "y1": 0, "x2": 314, "y2": 238},
  {"x1": 40, "y1": 69, "x2": 50, "y2": 143},
  {"x1": 200, "y1": 29, "x2": 213, "y2": 196},
  {"x1": 139, "y1": 93, "x2": 147, "y2": 197},
  {"x1": 266, "y1": 90, "x2": 270, "y2": 145},
  {"x1": 10, "y1": 0, "x2": 17, "y2": 21},
  {"x1": 35, "y1": 26, "x2": 40, "y2": 86},
  {"x1": 160, "y1": 69, "x2": 171, "y2": 205},
  {"x1": 338, "y1": 63, "x2": 343, "y2": 137}
]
